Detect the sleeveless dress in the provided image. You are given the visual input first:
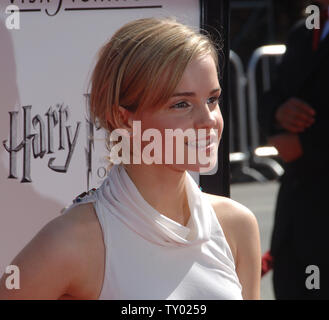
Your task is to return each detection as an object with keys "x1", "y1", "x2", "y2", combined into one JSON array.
[{"x1": 63, "y1": 164, "x2": 243, "y2": 300}]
